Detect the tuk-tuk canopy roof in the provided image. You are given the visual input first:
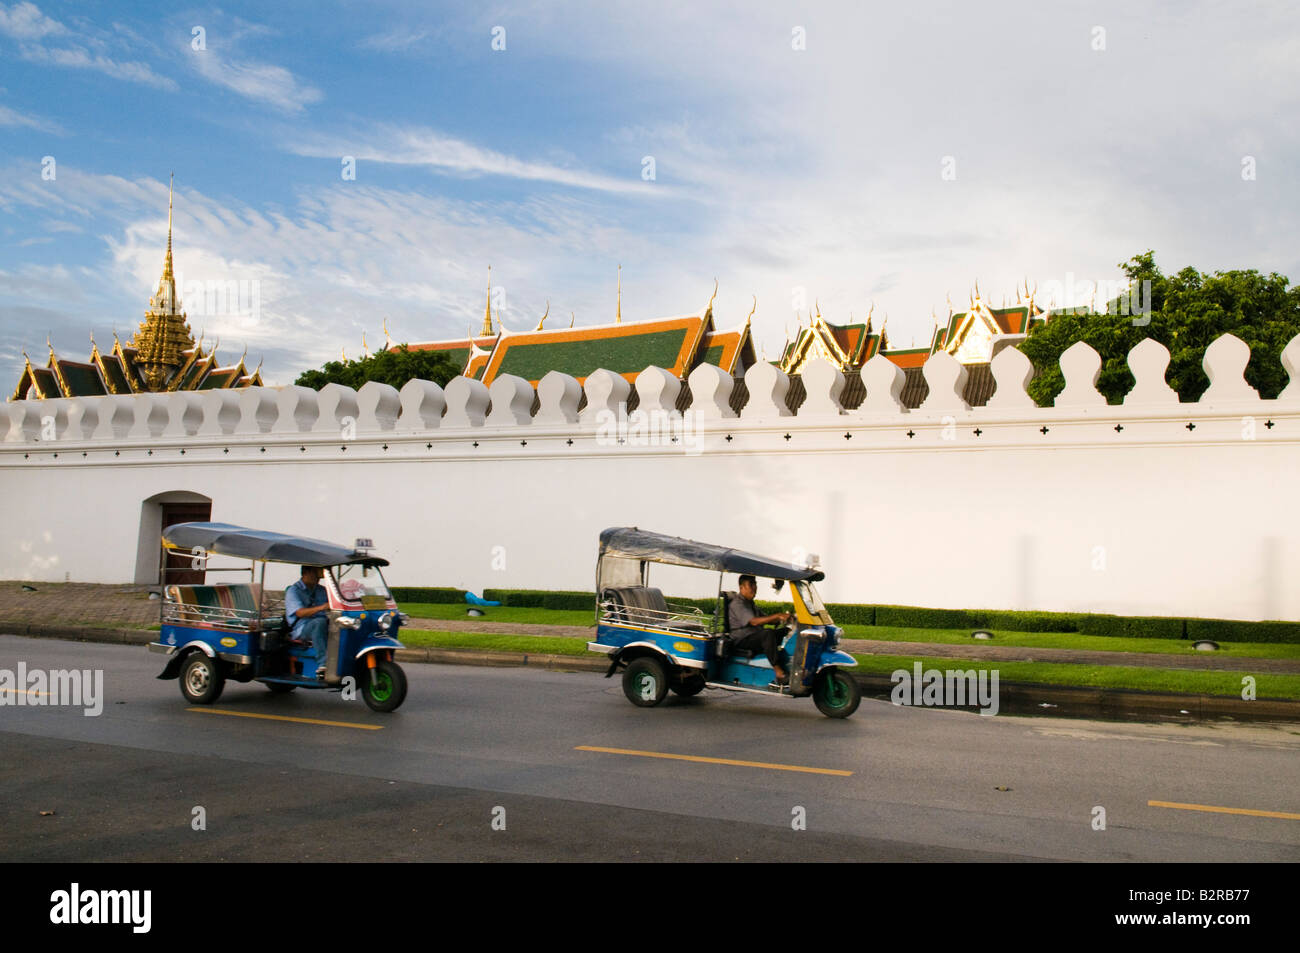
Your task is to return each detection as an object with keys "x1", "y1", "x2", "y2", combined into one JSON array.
[
  {"x1": 598, "y1": 527, "x2": 824, "y2": 582},
  {"x1": 162, "y1": 522, "x2": 389, "y2": 567}
]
